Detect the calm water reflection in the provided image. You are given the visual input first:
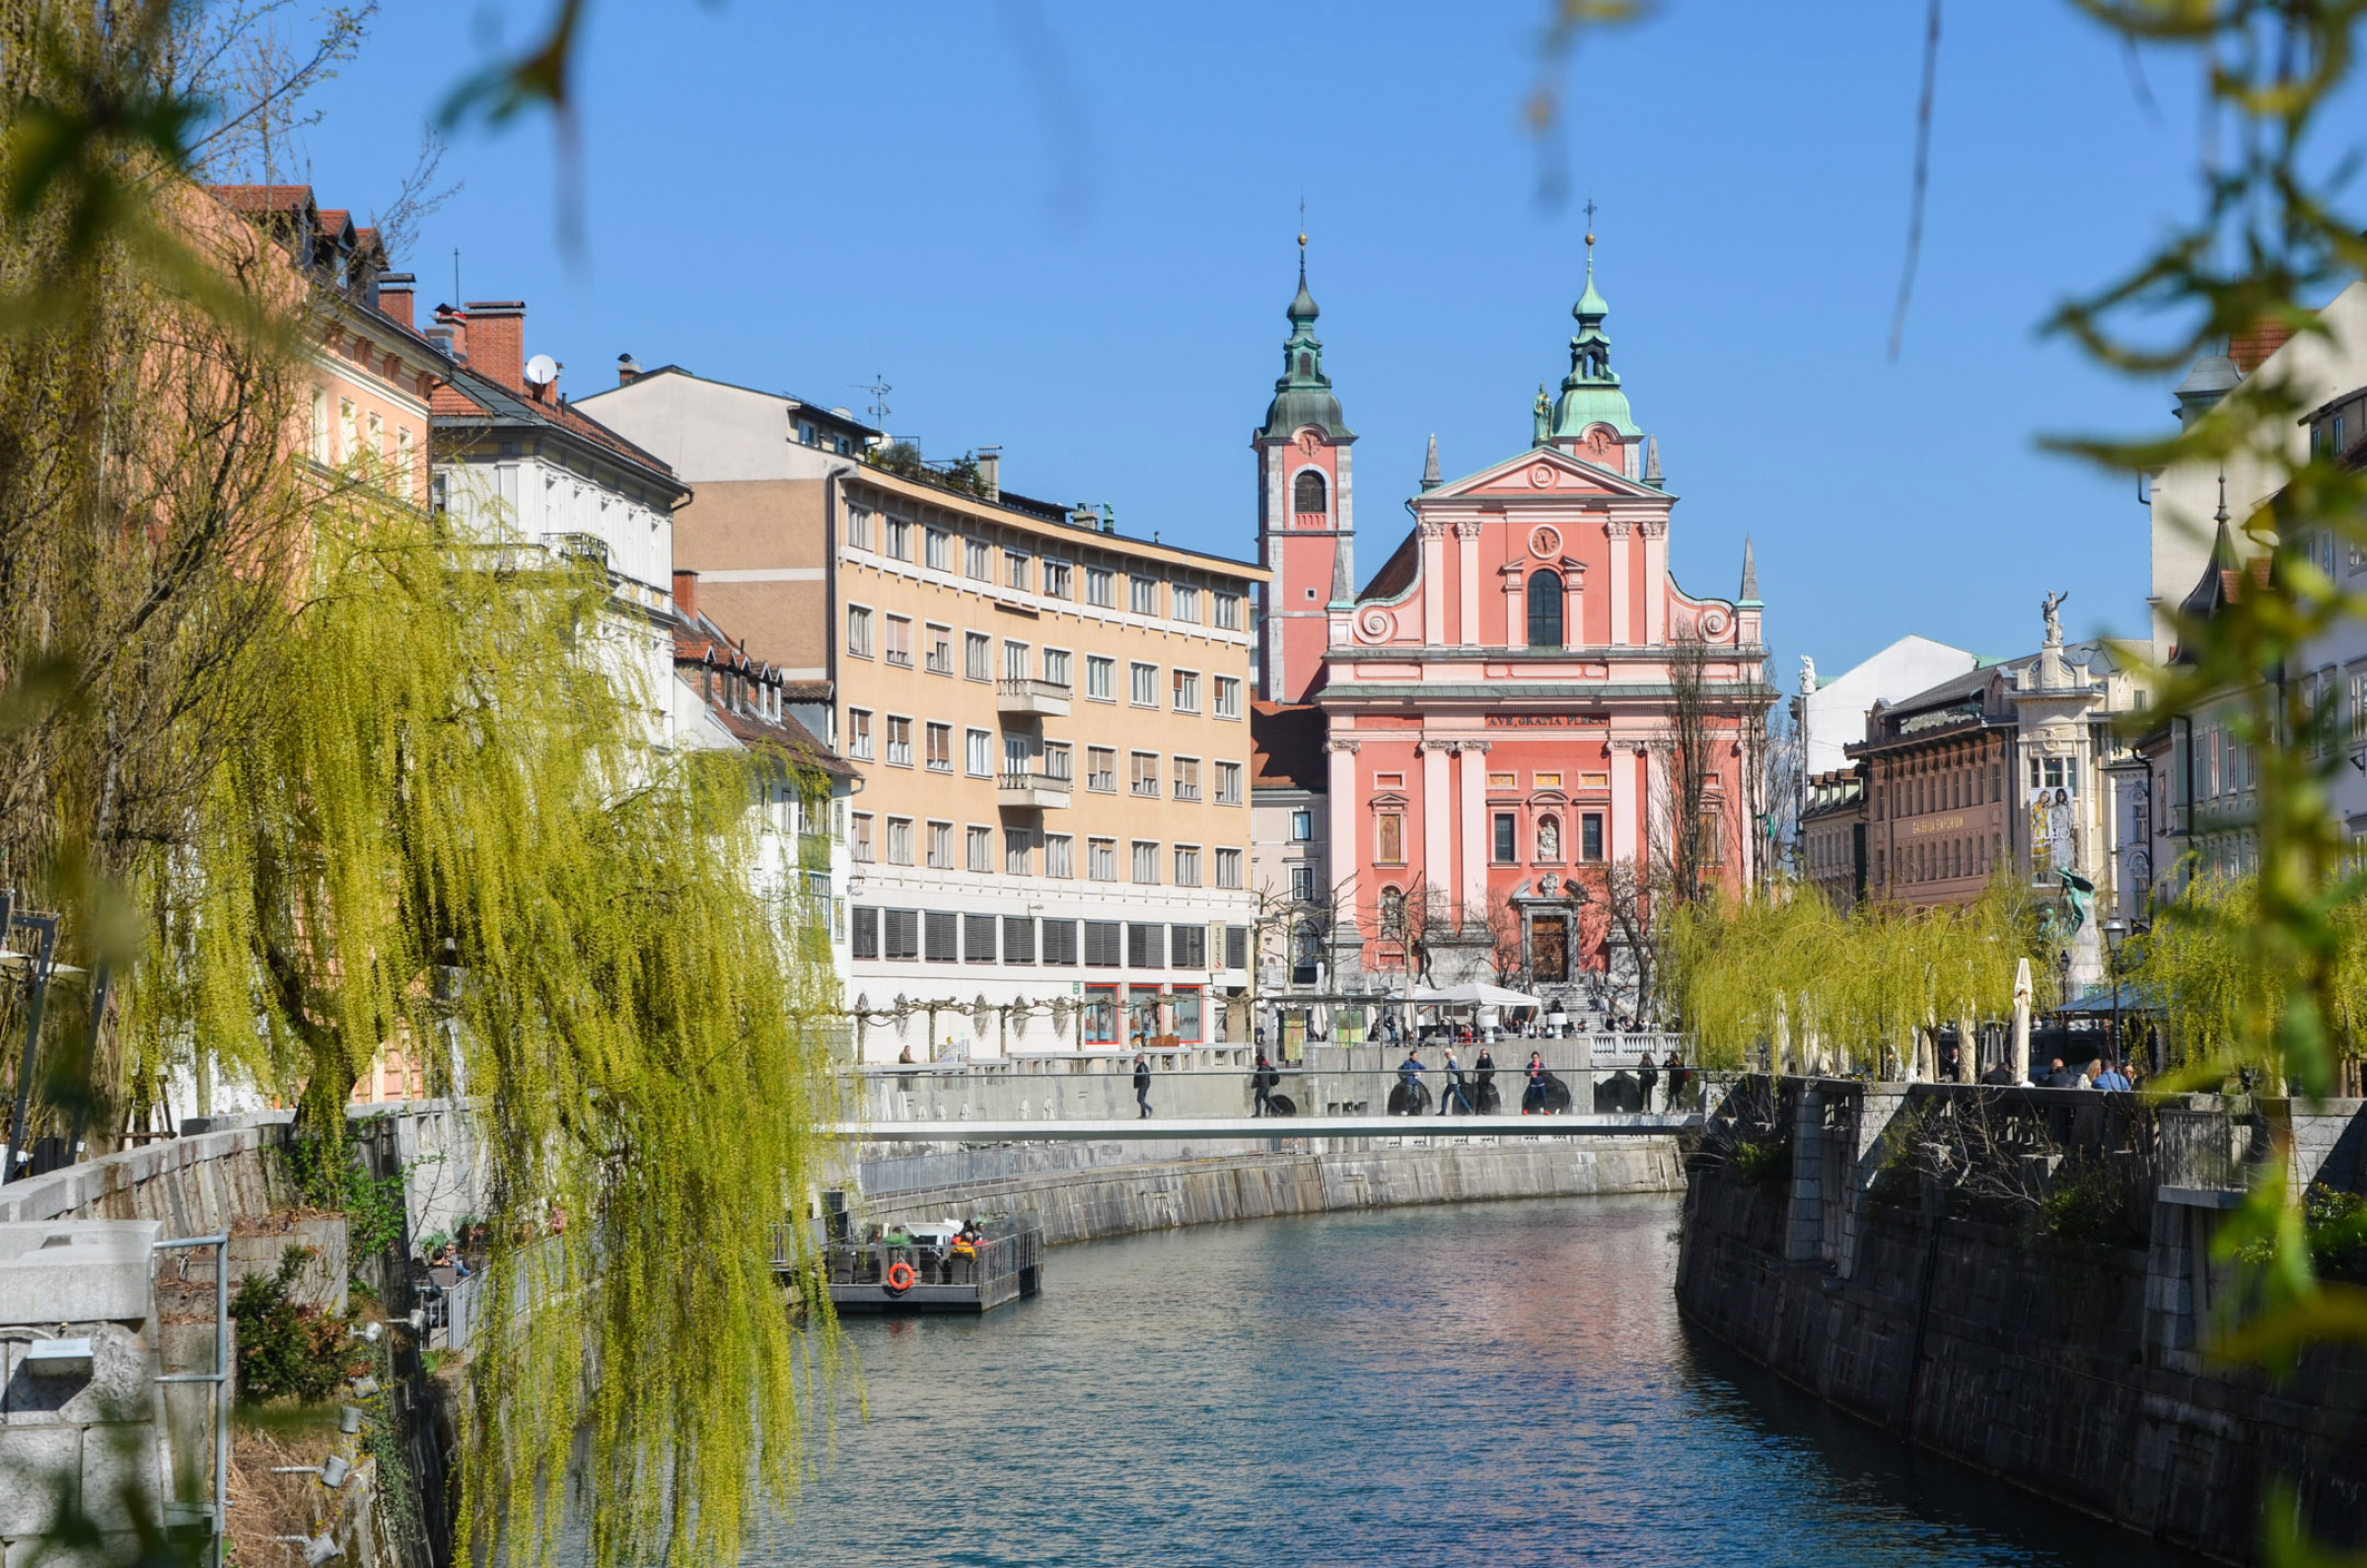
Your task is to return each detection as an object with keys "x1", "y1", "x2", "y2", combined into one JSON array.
[{"x1": 758, "y1": 1194, "x2": 2204, "y2": 1566}]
